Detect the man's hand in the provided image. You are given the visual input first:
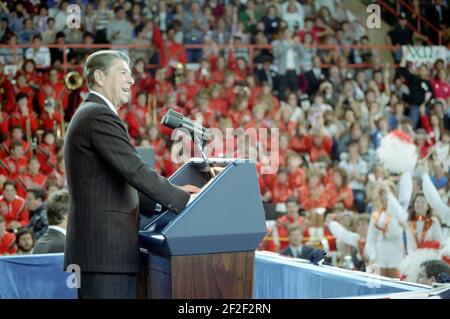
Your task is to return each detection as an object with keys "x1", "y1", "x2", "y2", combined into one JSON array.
[{"x1": 179, "y1": 184, "x2": 201, "y2": 194}]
